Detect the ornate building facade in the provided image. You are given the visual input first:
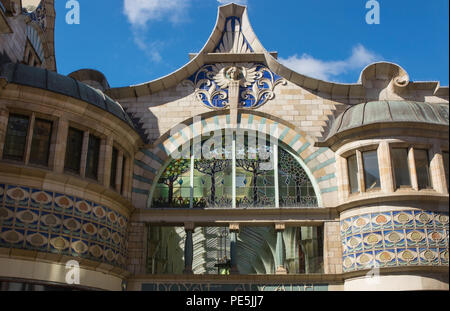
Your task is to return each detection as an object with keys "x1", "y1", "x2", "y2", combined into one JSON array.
[{"x1": 0, "y1": 1, "x2": 448, "y2": 291}]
